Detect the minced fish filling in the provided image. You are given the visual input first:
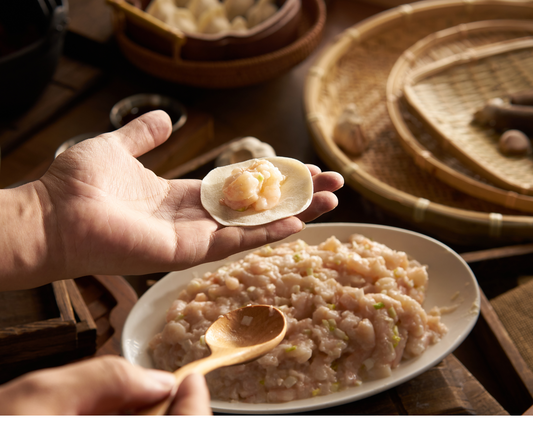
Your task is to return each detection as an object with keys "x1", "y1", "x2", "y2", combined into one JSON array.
[{"x1": 149, "y1": 234, "x2": 447, "y2": 403}]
